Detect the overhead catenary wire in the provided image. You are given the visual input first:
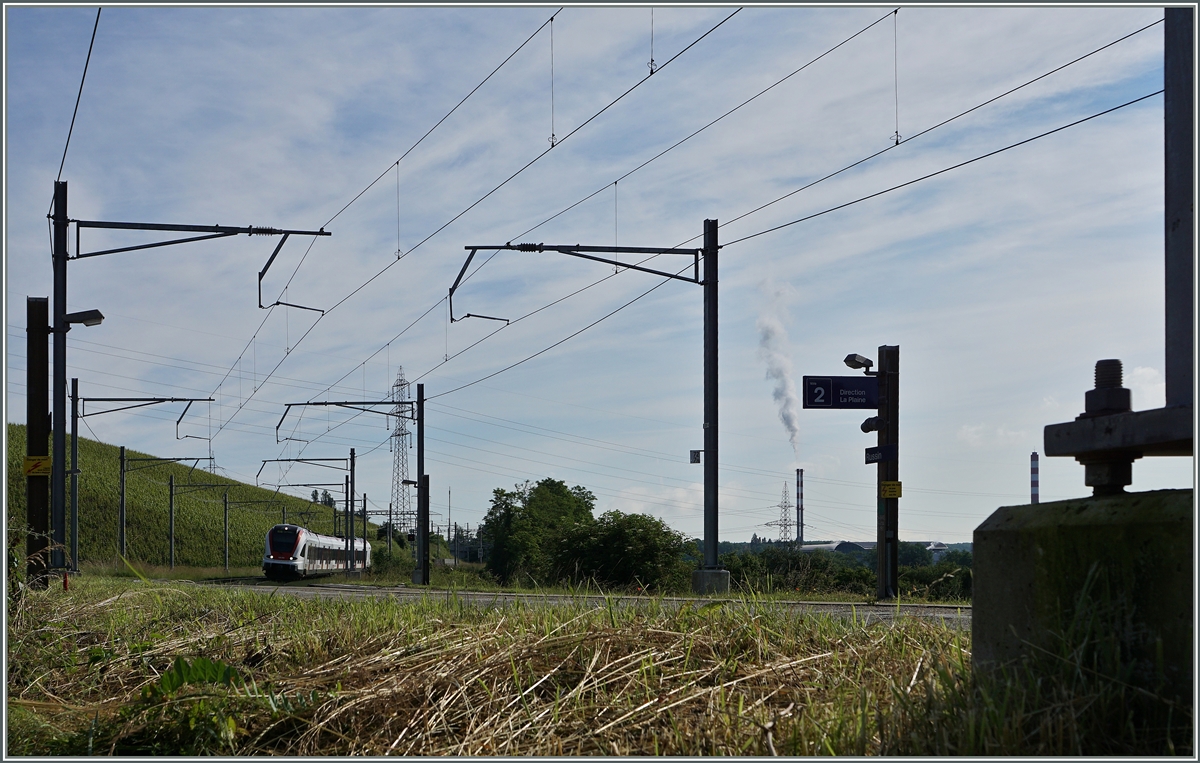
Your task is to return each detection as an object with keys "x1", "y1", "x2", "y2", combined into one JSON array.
[
  {"x1": 698, "y1": 16, "x2": 1163, "y2": 242},
  {"x1": 54, "y1": 7, "x2": 102, "y2": 187},
  {"x1": 505, "y1": 7, "x2": 898, "y2": 246},
  {"x1": 723, "y1": 89, "x2": 1162, "y2": 247},
  {"x1": 260, "y1": 10, "x2": 750, "y2": 455},
  {"x1": 427, "y1": 9, "x2": 1154, "y2": 380},
  {"x1": 418, "y1": 89, "x2": 1161, "y2": 406},
  {"x1": 209, "y1": 9, "x2": 741, "y2": 448},
  {"x1": 203, "y1": 9, "x2": 561, "y2": 438},
  {"x1": 303, "y1": 11, "x2": 1157, "y2": 428}
]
